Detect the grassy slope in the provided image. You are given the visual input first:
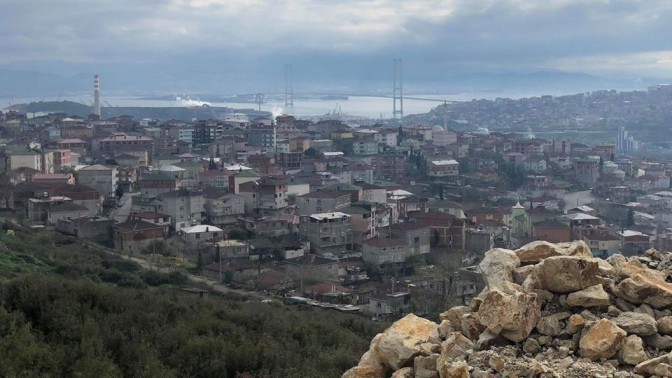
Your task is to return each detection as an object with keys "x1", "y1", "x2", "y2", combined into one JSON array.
[{"x1": 0, "y1": 226, "x2": 384, "y2": 377}]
